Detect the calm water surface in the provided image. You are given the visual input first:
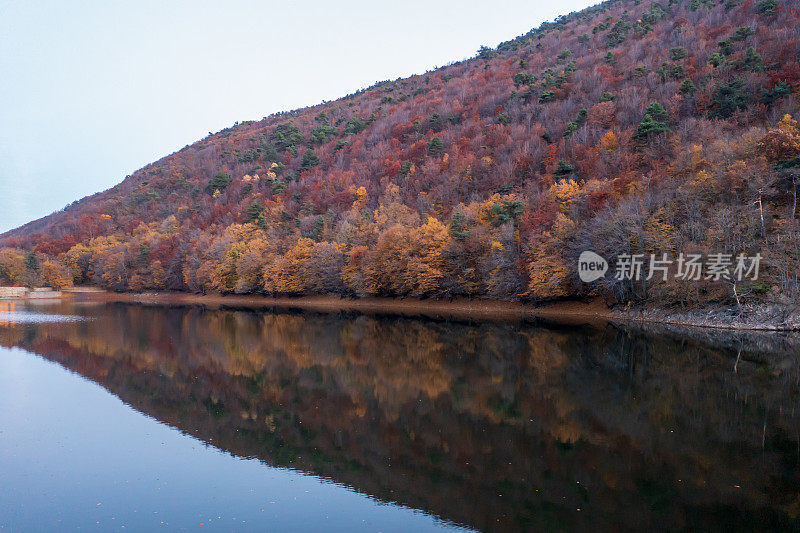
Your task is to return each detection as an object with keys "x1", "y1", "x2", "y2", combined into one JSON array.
[{"x1": 0, "y1": 301, "x2": 799, "y2": 531}]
